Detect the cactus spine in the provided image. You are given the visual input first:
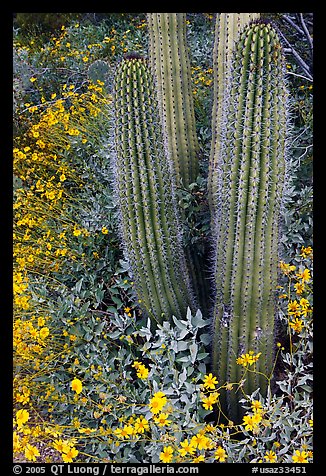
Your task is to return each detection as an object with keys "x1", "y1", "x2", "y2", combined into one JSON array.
[
  {"x1": 147, "y1": 13, "x2": 199, "y2": 188},
  {"x1": 208, "y1": 13, "x2": 260, "y2": 214},
  {"x1": 210, "y1": 22, "x2": 288, "y2": 421},
  {"x1": 113, "y1": 57, "x2": 196, "y2": 323}
]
